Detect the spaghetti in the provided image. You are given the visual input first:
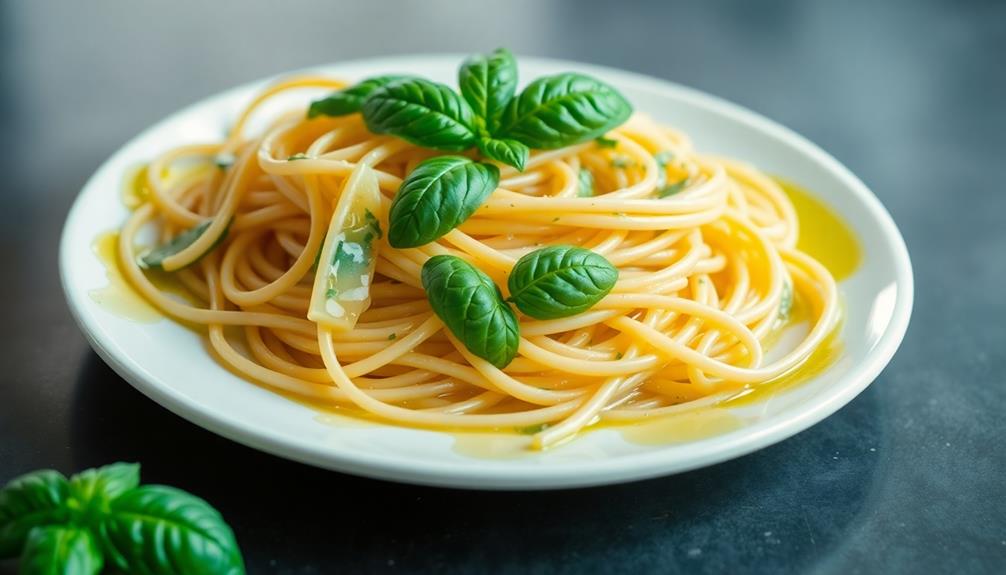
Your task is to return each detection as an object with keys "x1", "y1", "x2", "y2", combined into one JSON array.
[{"x1": 117, "y1": 75, "x2": 839, "y2": 449}]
